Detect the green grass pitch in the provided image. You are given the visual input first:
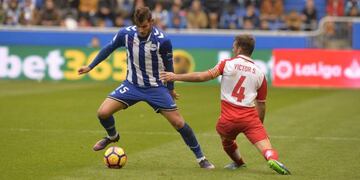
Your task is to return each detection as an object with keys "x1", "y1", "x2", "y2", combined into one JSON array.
[{"x1": 0, "y1": 80, "x2": 359, "y2": 180}]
